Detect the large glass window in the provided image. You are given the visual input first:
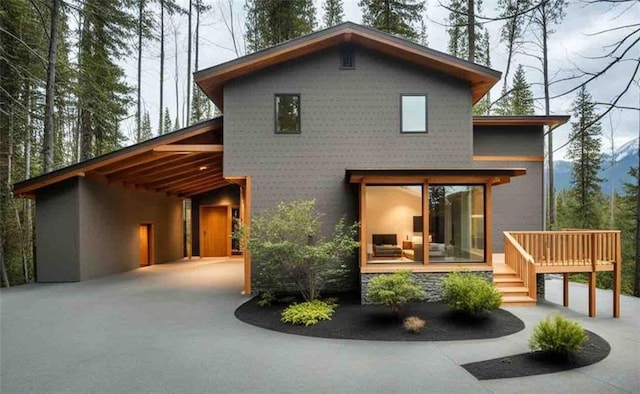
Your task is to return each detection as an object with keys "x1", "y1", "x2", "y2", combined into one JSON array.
[
  {"x1": 429, "y1": 185, "x2": 484, "y2": 262},
  {"x1": 401, "y1": 95, "x2": 427, "y2": 133},
  {"x1": 275, "y1": 94, "x2": 300, "y2": 133}
]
